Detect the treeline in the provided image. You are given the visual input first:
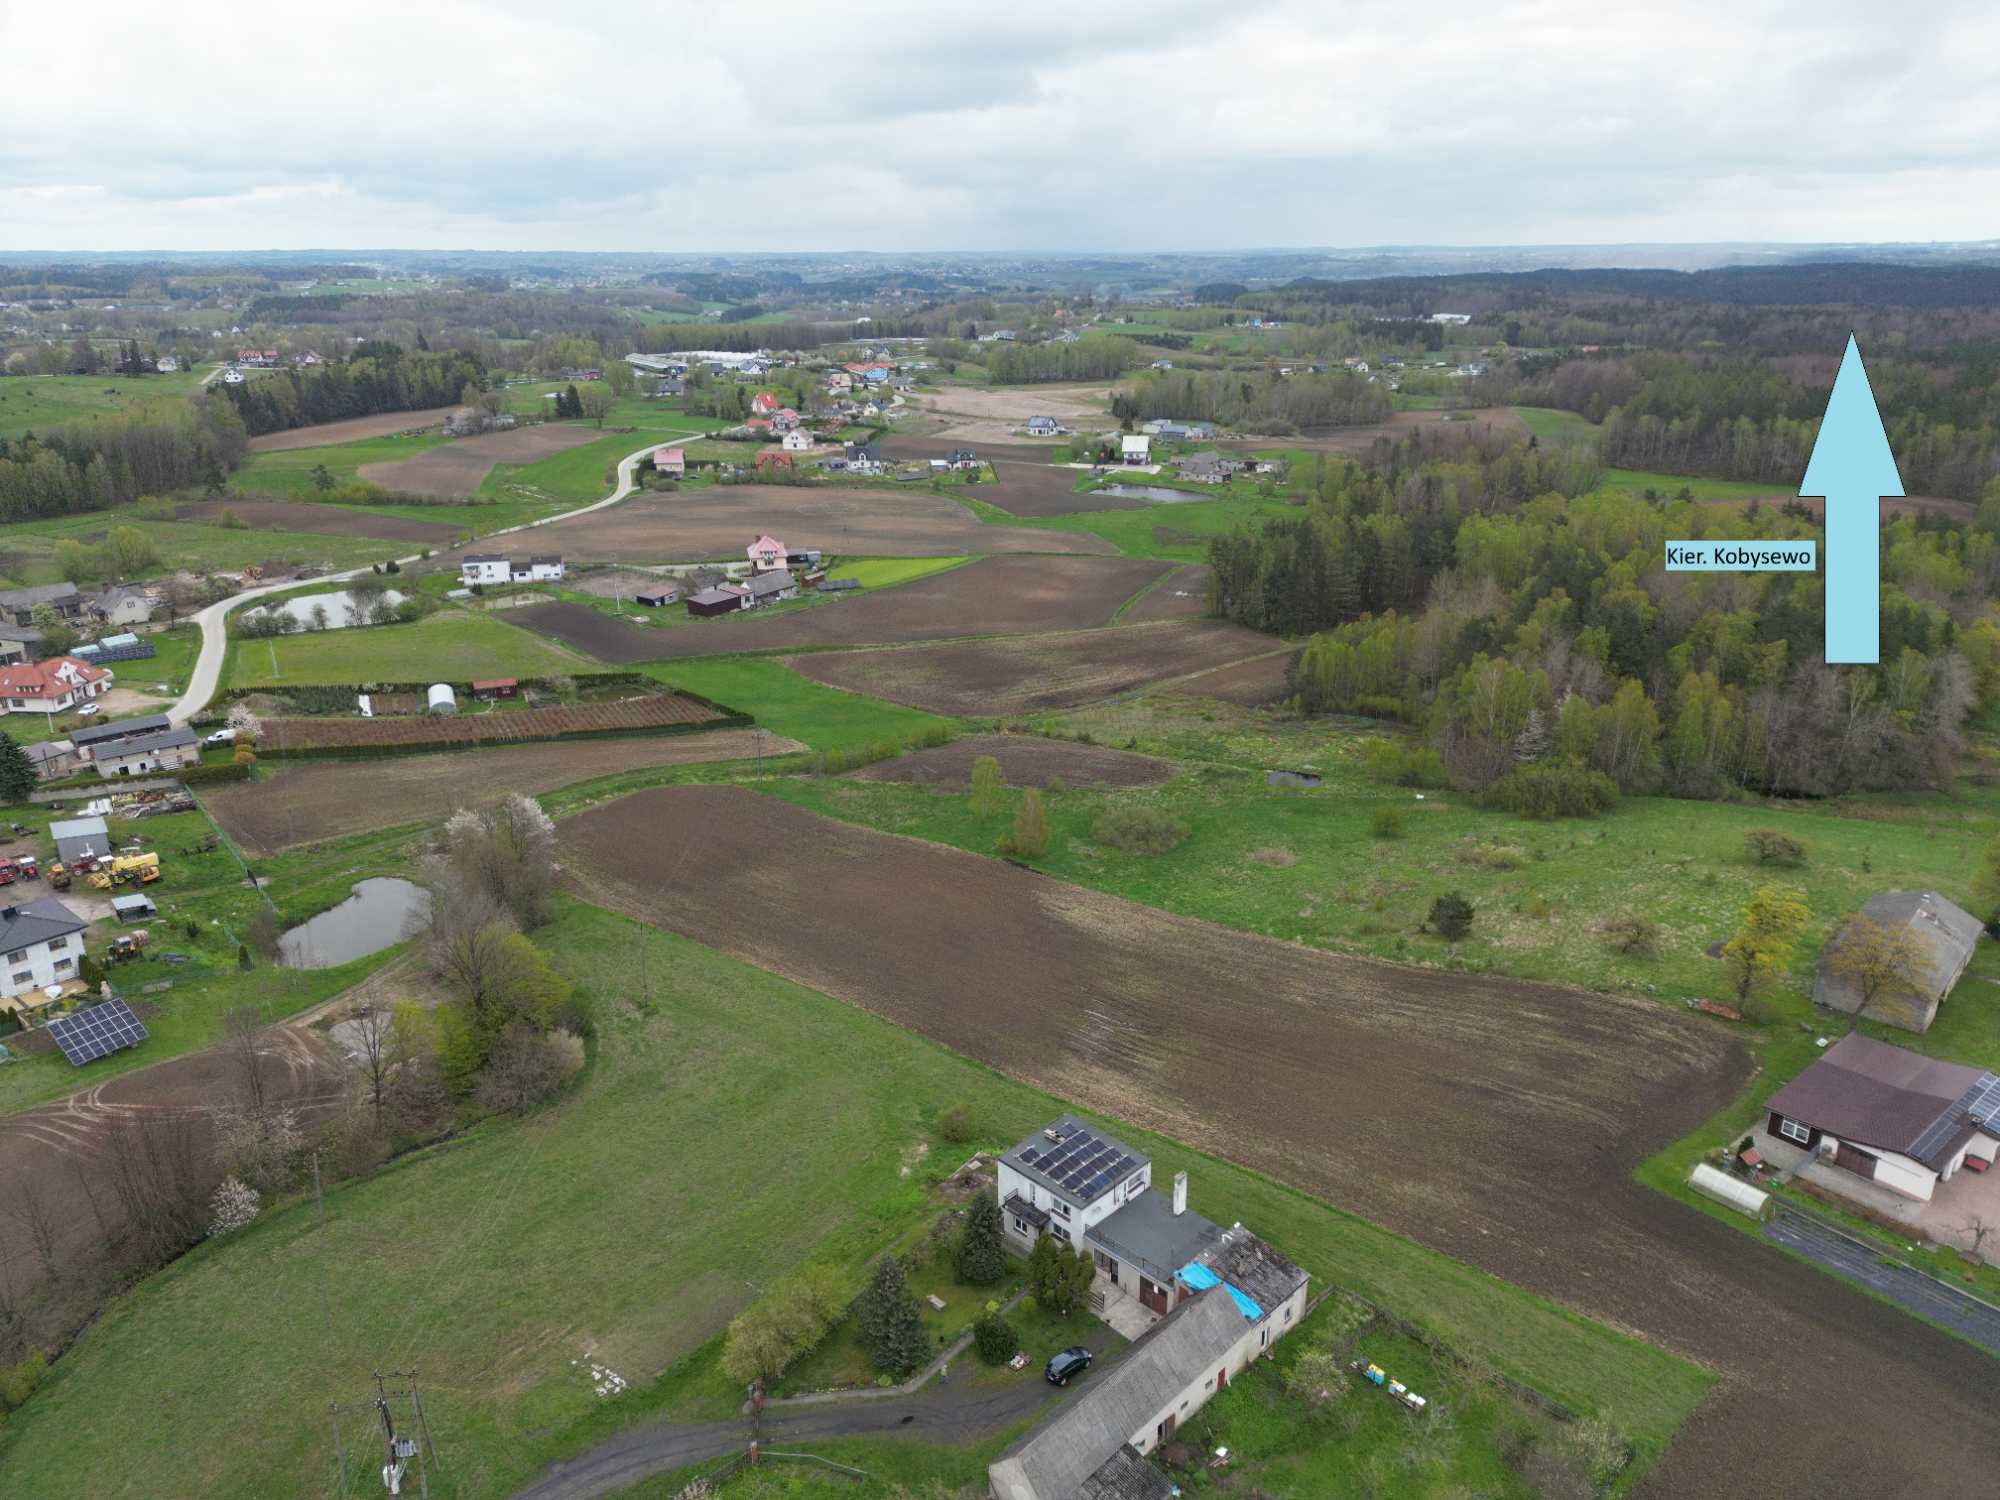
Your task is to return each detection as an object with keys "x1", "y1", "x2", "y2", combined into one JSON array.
[
  {"x1": 0, "y1": 399, "x2": 248, "y2": 522},
  {"x1": 1209, "y1": 435, "x2": 1995, "y2": 801},
  {"x1": 220, "y1": 345, "x2": 486, "y2": 436},
  {"x1": 1113, "y1": 367, "x2": 1391, "y2": 433},
  {"x1": 983, "y1": 337, "x2": 1136, "y2": 383}
]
